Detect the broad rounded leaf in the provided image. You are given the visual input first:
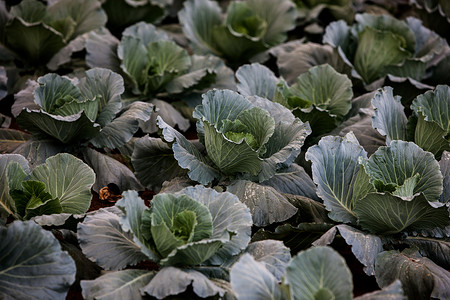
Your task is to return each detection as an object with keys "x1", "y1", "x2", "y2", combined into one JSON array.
[
  {"x1": 16, "y1": 108, "x2": 100, "y2": 144},
  {"x1": 0, "y1": 221, "x2": 76, "y2": 300},
  {"x1": 227, "y1": 180, "x2": 297, "y2": 227},
  {"x1": 78, "y1": 207, "x2": 148, "y2": 270},
  {"x1": 284, "y1": 246, "x2": 353, "y2": 300},
  {"x1": 30, "y1": 153, "x2": 95, "y2": 214},
  {"x1": 372, "y1": 86, "x2": 408, "y2": 144},
  {"x1": 90, "y1": 101, "x2": 153, "y2": 149},
  {"x1": 245, "y1": 240, "x2": 291, "y2": 281},
  {"x1": 411, "y1": 85, "x2": 450, "y2": 157},
  {"x1": 261, "y1": 164, "x2": 319, "y2": 201},
  {"x1": 313, "y1": 225, "x2": 383, "y2": 276},
  {"x1": 132, "y1": 136, "x2": 187, "y2": 191},
  {"x1": 271, "y1": 42, "x2": 336, "y2": 85},
  {"x1": 363, "y1": 140, "x2": 443, "y2": 202},
  {"x1": 230, "y1": 254, "x2": 286, "y2": 300},
  {"x1": 375, "y1": 249, "x2": 450, "y2": 300},
  {"x1": 178, "y1": 0, "x2": 223, "y2": 55},
  {"x1": 143, "y1": 267, "x2": 225, "y2": 299},
  {"x1": 354, "y1": 193, "x2": 450, "y2": 234},
  {"x1": 236, "y1": 63, "x2": 278, "y2": 100},
  {"x1": 5, "y1": 18, "x2": 65, "y2": 66},
  {"x1": 81, "y1": 269, "x2": 155, "y2": 300},
  {"x1": 83, "y1": 148, "x2": 143, "y2": 193},
  {"x1": 305, "y1": 132, "x2": 367, "y2": 223},
  {"x1": 354, "y1": 280, "x2": 405, "y2": 300}
]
